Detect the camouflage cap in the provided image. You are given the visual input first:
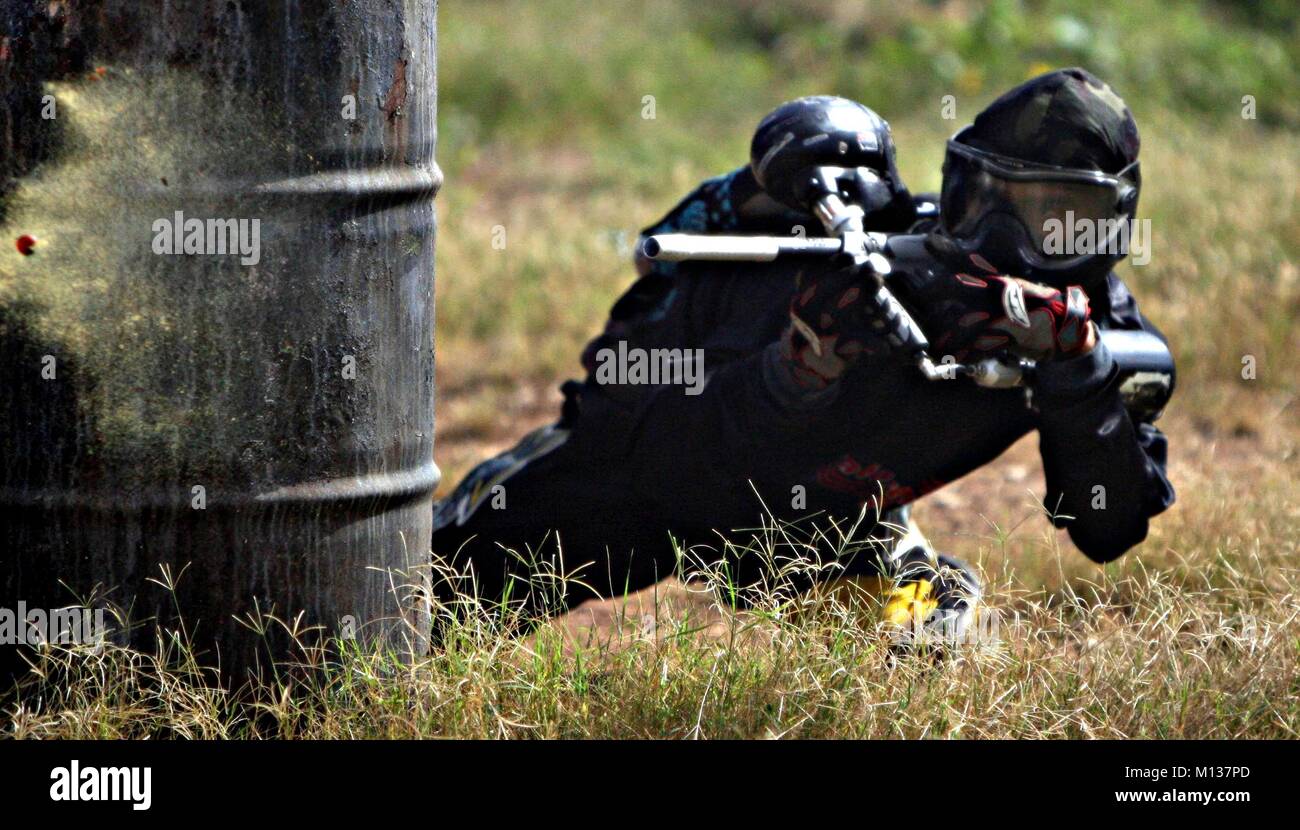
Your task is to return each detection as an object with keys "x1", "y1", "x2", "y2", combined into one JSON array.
[{"x1": 961, "y1": 67, "x2": 1140, "y2": 173}]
